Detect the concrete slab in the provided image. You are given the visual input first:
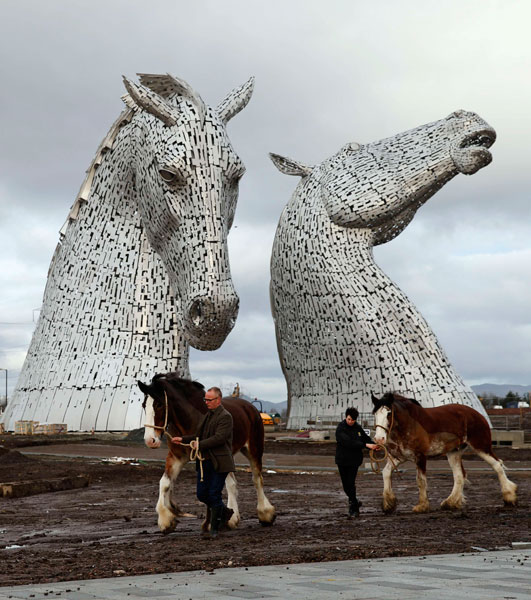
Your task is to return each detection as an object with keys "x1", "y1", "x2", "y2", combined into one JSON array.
[{"x1": 0, "y1": 549, "x2": 529, "y2": 600}]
